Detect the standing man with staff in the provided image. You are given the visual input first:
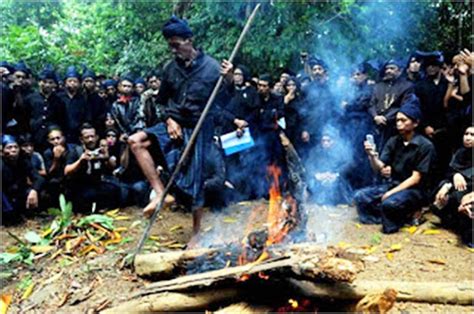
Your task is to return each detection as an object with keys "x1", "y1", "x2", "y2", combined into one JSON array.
[{"x1": 128, "y1": 16, "x2": 234, "y2": 236}]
